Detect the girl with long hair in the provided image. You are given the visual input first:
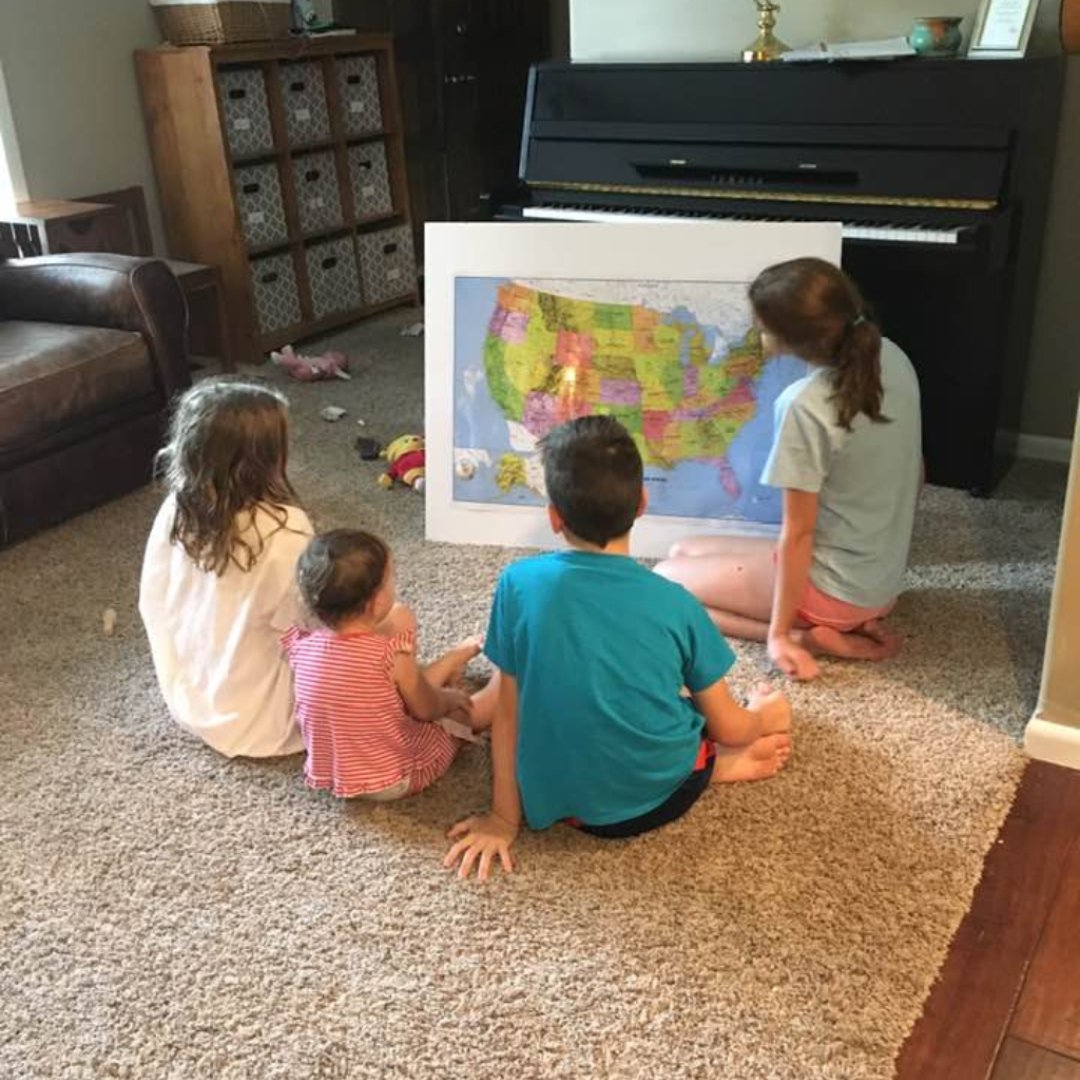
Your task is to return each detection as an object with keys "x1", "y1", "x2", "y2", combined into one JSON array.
[
  {"x1": 139, "y1": 379, "x2": 313, "y2": 755},
  {"x1": 656, "y1": 258, "x2": 923, "y2": 681}
]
